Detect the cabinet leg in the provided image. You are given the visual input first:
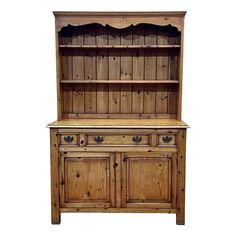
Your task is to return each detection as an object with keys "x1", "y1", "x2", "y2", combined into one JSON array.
[
  {"x1": 51, "y1": 209, "x2": 61, "y2": 224},
  {"x1": 176, "y1": 209, "x2": 185, "y2": 225}
]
